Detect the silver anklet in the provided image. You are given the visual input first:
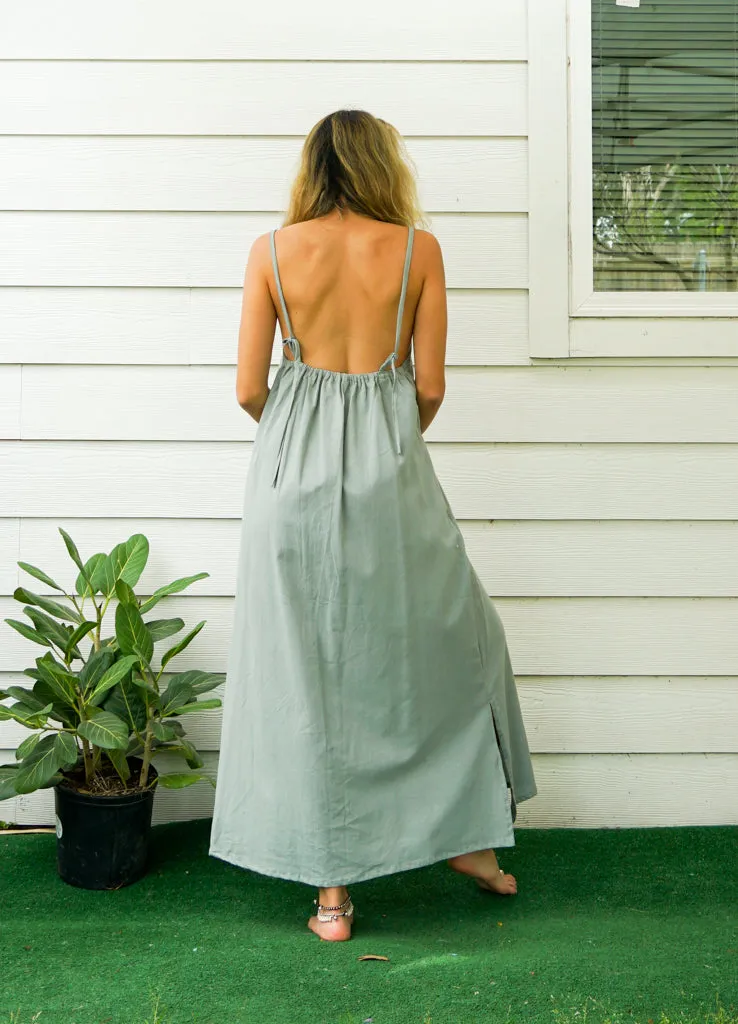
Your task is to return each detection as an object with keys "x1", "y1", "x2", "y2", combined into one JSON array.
[{"x1": 313, "y1": 894, "x2": 354, "y2": 922}]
